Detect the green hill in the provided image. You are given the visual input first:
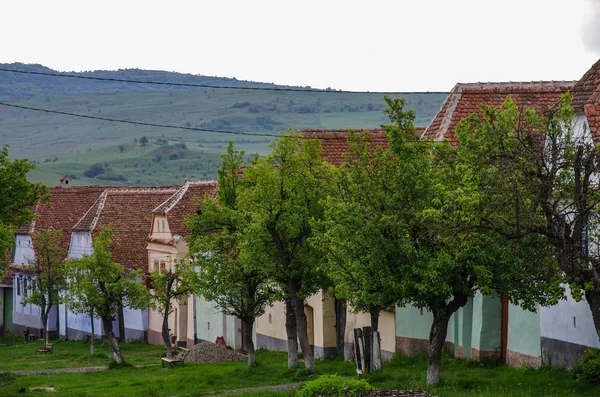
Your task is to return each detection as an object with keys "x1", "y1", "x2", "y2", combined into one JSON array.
[{"x1": 0, "y1": 64, "x2": 446, "y2": 186}]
